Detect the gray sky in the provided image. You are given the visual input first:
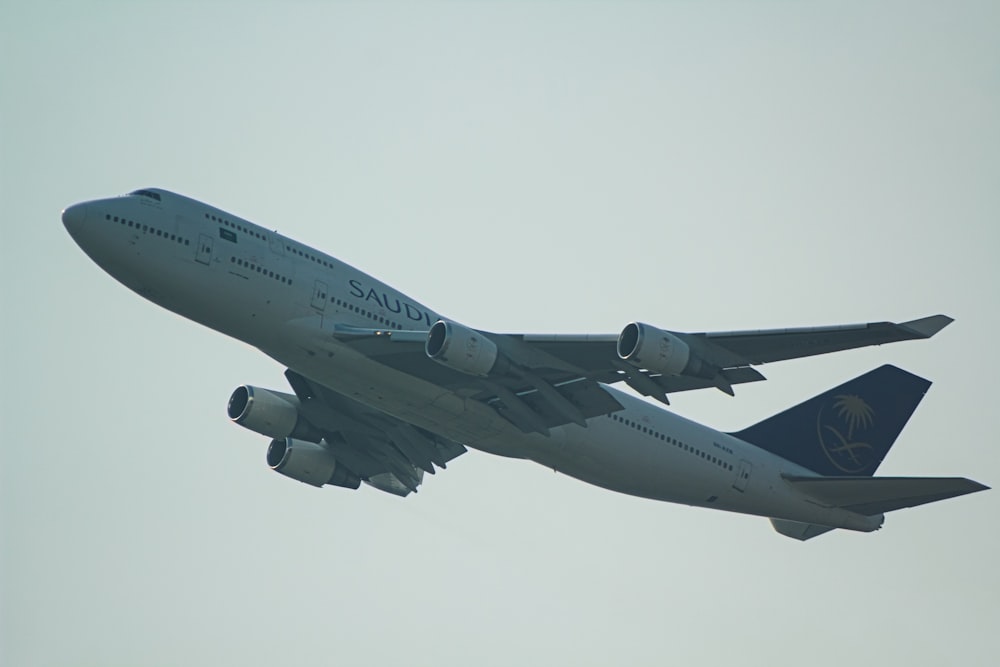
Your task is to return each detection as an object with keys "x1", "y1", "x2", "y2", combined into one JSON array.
[{"x1": 3, "y1": 2, "x2": 998, "y2": 665}]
